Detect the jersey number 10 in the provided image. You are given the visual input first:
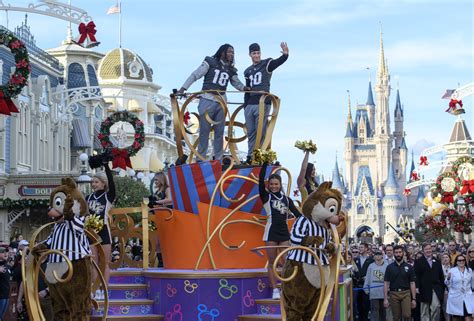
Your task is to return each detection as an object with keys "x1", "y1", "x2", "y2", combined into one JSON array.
[
  {"x1": 212, "y1": 70, "x2": 230, "y2": 86},
  {"x1": 249, "y1": 72, "x2": 262, "y2": 86}
]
